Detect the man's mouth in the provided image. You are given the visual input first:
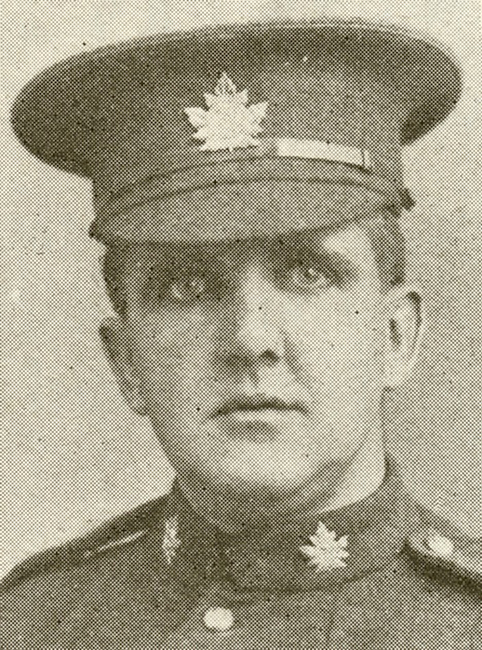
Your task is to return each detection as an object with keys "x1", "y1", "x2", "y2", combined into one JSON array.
[{"x1": 213, "y1": 395, "x2": 308, "y2": 418}]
